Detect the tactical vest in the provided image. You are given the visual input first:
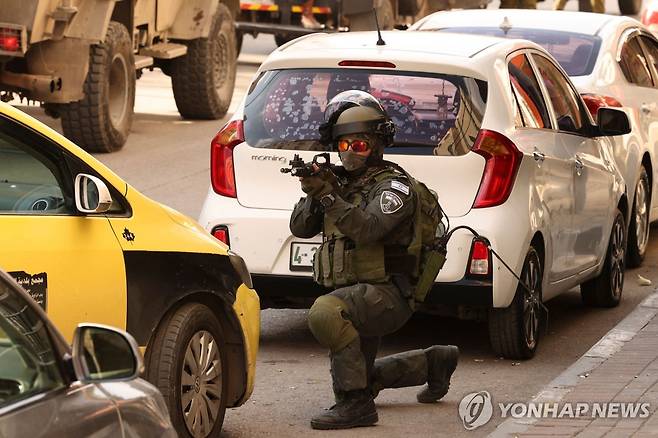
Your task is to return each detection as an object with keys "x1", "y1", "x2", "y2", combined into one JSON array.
[{"x1": 314, "y1": 164, "x2": 447, "y2": 303}]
